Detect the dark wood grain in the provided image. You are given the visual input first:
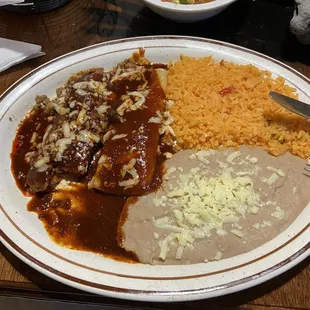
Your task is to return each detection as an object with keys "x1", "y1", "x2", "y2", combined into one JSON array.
[{"x1": 0, "y1": 0, "x2": 310, "y2": 308}]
